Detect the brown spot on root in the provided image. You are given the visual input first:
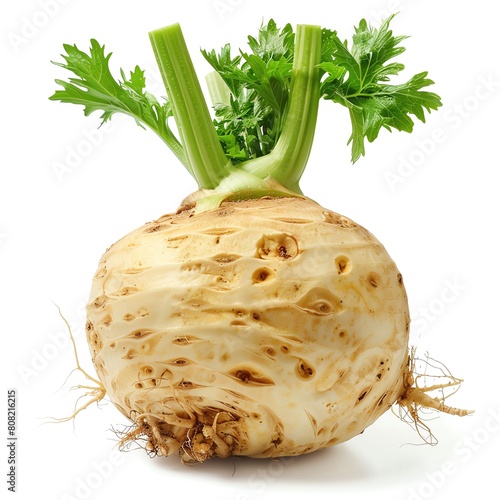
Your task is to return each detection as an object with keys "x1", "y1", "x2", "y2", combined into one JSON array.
[
  {"x1": 296, "y1": 287, "x2": 343, "y2": 316},
  {"x1": 356, "y1": 388, "x2": 372, "y2": 404},
  {"x1": 165, "y1": 235, "x2": 189, "y2": 249},
  {"x1": 122, "y1": 308, "x2": 148, "y2": 322},
  {"x1": 85, "y1": 320, "x2": 104, "y2": 358},
  {"x1": 212, "y1": 254, "x2": 241, "y2": 263},
  {"x1": 256, "y1": 234, "x2": 299, "y2": 260},
  {"x1": 128, "y1": 329, "x2": 156, "y2": 339},
  {"x1": 123, "y1": 349, "x2": 138, "y2": 360},
  {"x1": 170, "y1": 358, "x2": 190, "y2": 366},
  {"x1": 89, "y1": 332, "x2": 102, "y2": 356},
  {"x1": 367, "y1": 272, "x2": 380, "y2": 288},
  {"x1": 143, "y1": 223, "x2": 167, "y2": 233},
  {"x1": 172, "y1": 335, "x2": 203, "y2": 345},
  {"x1": 90, "y1": 294, "x2": 109, "y2": 309},
  {"x1": 296, "y1": 359, "x2": 316, "y2": 380},
  {"x1": 176, "y1": 380, "x2": 199, "y2": 389},
  {"x1": 323, "y1": 211, "x2": 357, "y2": 228},
  {"x1": 230, "y1": 320, "x2": 248, "y2": 327},
  {"x1": 378, "y1": 392, "x2": 388, "y2": 407},
  {"x1": 264, "y1": 347, "x2": 276, "y2": 359},
  {"x1": 335, "y1": 255, "x2": 352, "y2": 275},
  {"x1": 251, "y1": 267, "x2": 274, "y2": 284},
  {"x1": 99, "y1": 314, "x2": 112, "y2": 327},
  {"x1": 227, "y1": 367, "x2": 275, "y2": 386}
]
